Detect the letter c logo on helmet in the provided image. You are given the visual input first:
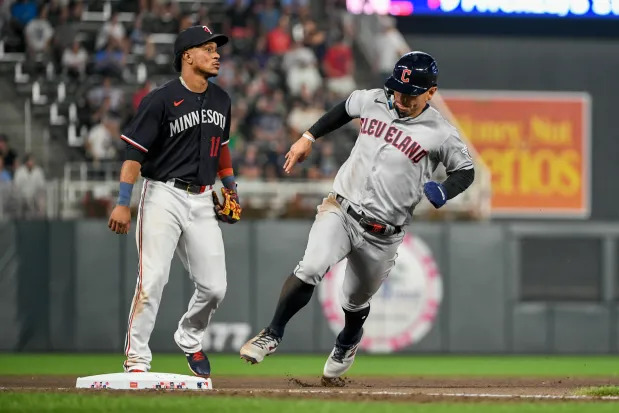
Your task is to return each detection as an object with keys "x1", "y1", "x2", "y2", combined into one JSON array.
[{"x1": 400, "y1": 69, "x2": 412, "y2": 83}]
